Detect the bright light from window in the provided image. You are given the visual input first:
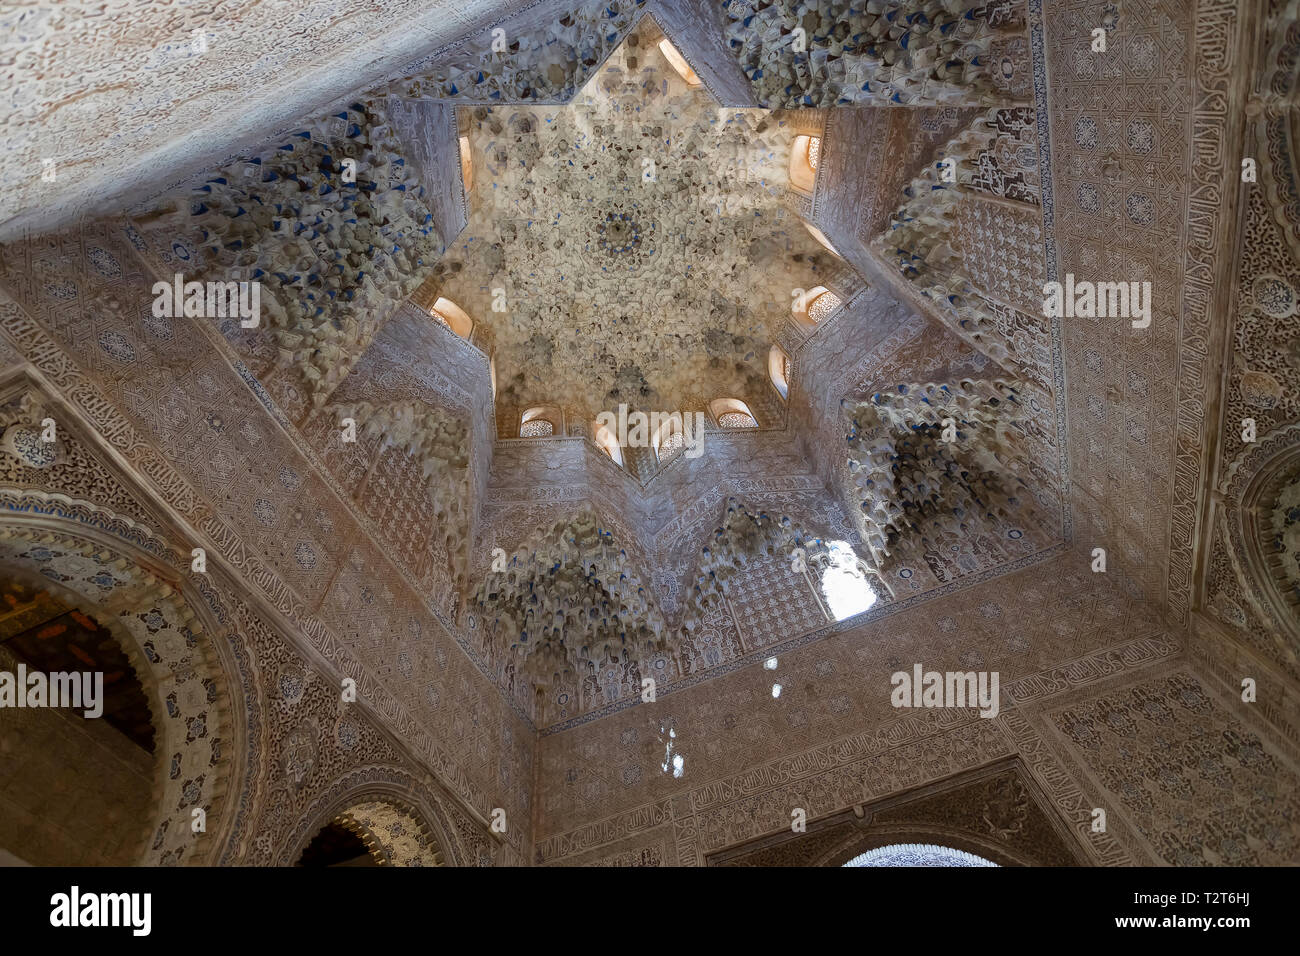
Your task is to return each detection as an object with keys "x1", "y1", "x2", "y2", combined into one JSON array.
[
  {"x1": 771, "y1": 683, "x2": 783, "y2": 698},
  {"x1": 820, "y1": 540, "x2": 877, "y2": 621},
  {"x1": 764, "y1": 657, "x2": 778, "y2": 670},
  {"x1": 659, "y1": 39, "x2": 701, "y2": 87},
  {"x1": 661, "y1": 725, "x2": 684, "y2": 778}
]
